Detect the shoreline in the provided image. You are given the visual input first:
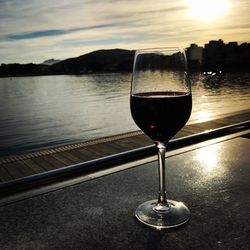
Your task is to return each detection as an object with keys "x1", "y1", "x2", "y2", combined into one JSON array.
[{"x1": 1, "y1": 68, "x2": 250, "y2": 78}]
